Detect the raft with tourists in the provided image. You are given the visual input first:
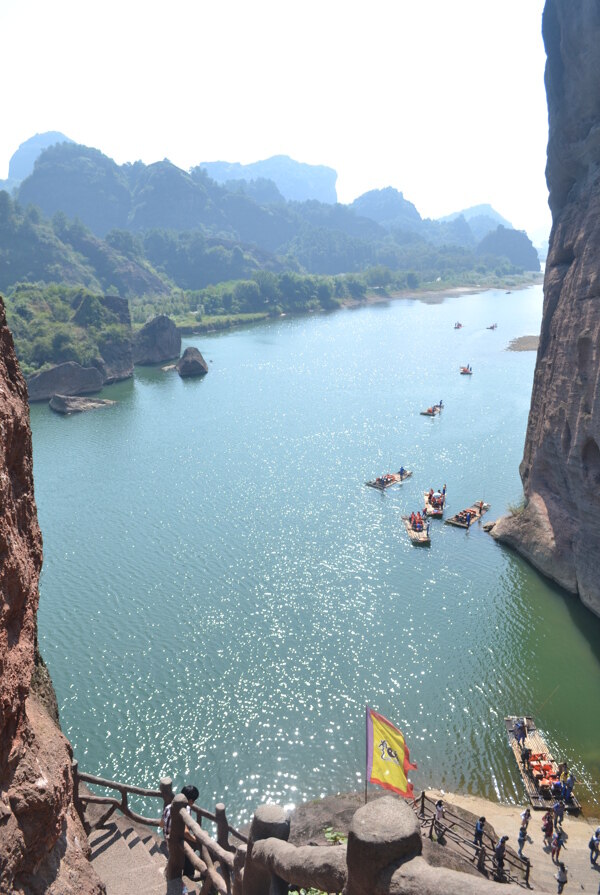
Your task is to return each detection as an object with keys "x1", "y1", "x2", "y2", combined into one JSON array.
[
  {"x1": 444, "y1": 500, "x2": 489, "y2": 528},
  {"x1": 423, "y1": 488, "x2": 446, "y2": 518},
  {"x1": 401, "y1": 514, "x2": 431, "y2": 546},
  {"x1": 504, "y1": 716, "x2": 582, "y2": 813},
  {"x1": 460, "y1": 365, "x2": 473, "y2": 375},
  {"x1": 420, "y1": 401, "x2": 443, "y2": 417},
  {"x1": 365, "y1": 469, "x2": 412, "y2": 490}
]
